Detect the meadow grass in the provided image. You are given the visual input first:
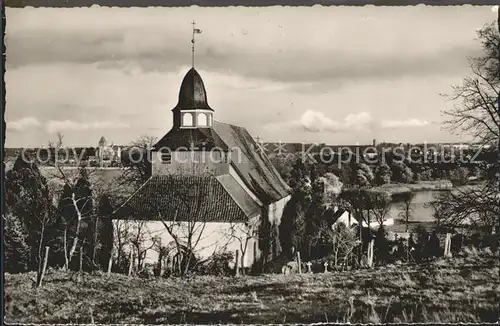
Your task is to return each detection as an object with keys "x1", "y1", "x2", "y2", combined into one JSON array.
[{"x1": 5, "y1": 249, "x2": 499, "y2": 324}]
